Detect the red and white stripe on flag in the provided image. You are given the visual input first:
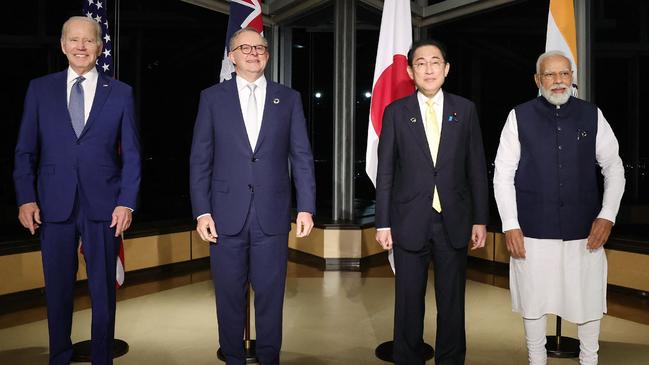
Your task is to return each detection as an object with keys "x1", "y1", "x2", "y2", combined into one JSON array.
[
  {"x1": 365, "y1": 0, "x2": 415, "y2": 187},
  {"x1": 546, "y1": 0, "x2": 578, "y2": 95},
  {"x1": 116, "y1": 237, "x2": 125, "y2": 288},
  {"x1": 219, "y1": 0, "x2": 264, "y2": 82},
  {"x1": 79, "y1": 236, "x2": 126, "y2": 288}
]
